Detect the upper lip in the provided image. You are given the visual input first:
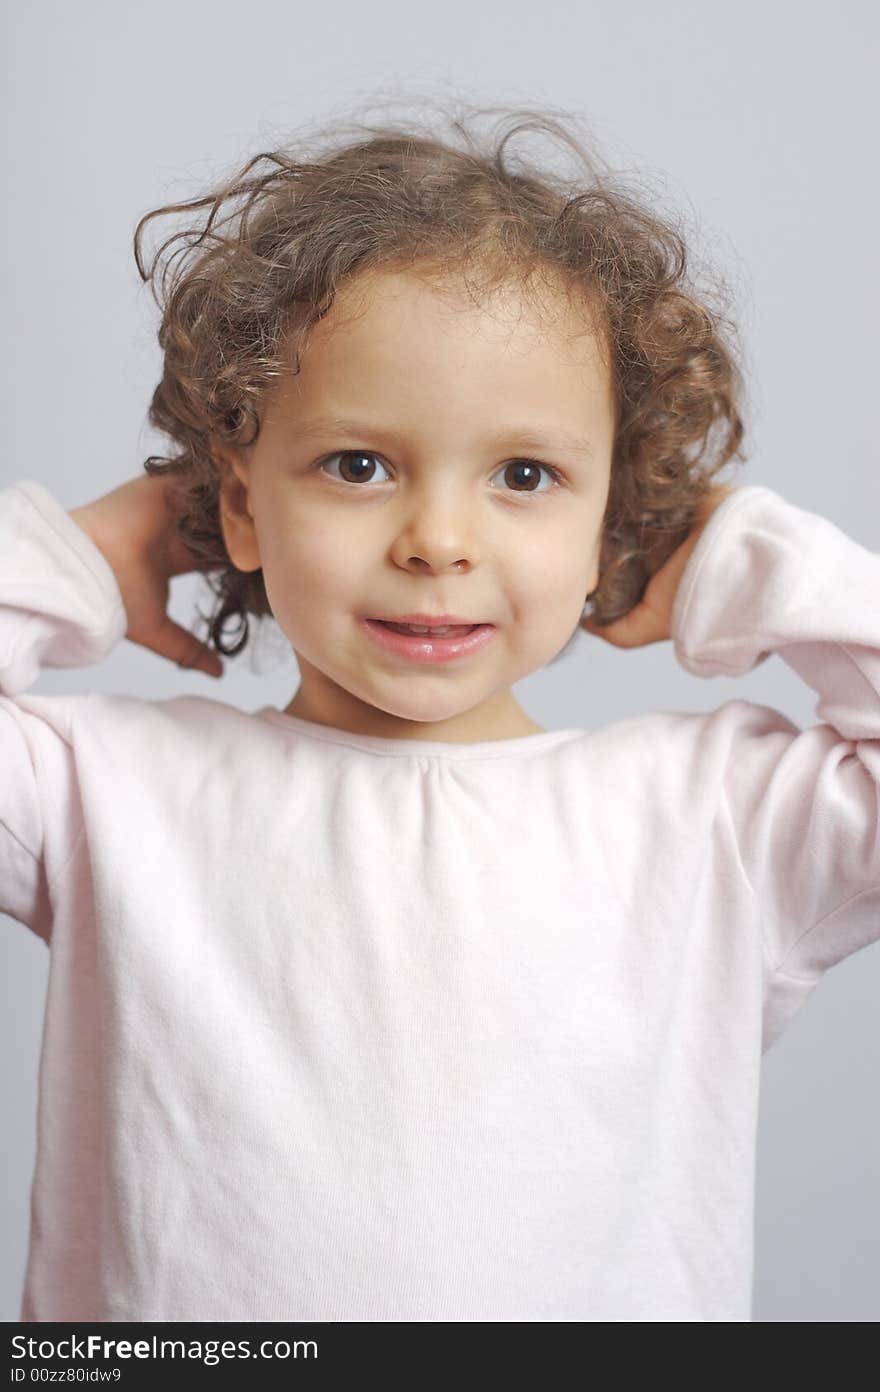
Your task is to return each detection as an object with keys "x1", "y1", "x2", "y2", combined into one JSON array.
[{"x1": 369, "y1": 613, "x2": 489, "y2": 627}]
